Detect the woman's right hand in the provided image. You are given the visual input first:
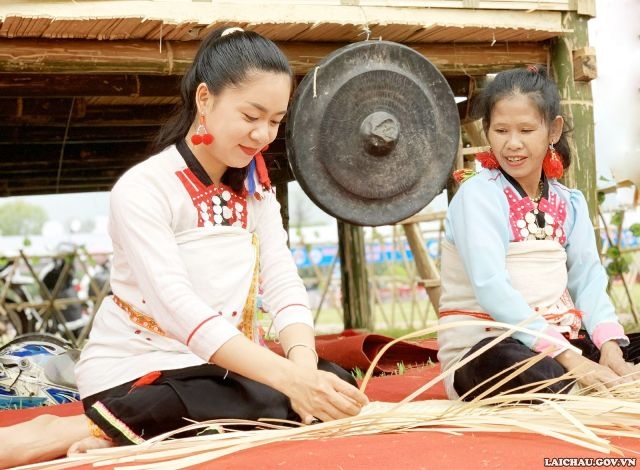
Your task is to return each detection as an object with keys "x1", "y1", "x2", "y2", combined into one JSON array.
[
  {"x1": 555, "y1": 349, "x2": 626, "y2": 394},
  {"x1": 283, "y1": 366, "x2": 369, "y2": 424},
  {"x1": 210, "y1": 335, "x2": 368, "y2": 424}
]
